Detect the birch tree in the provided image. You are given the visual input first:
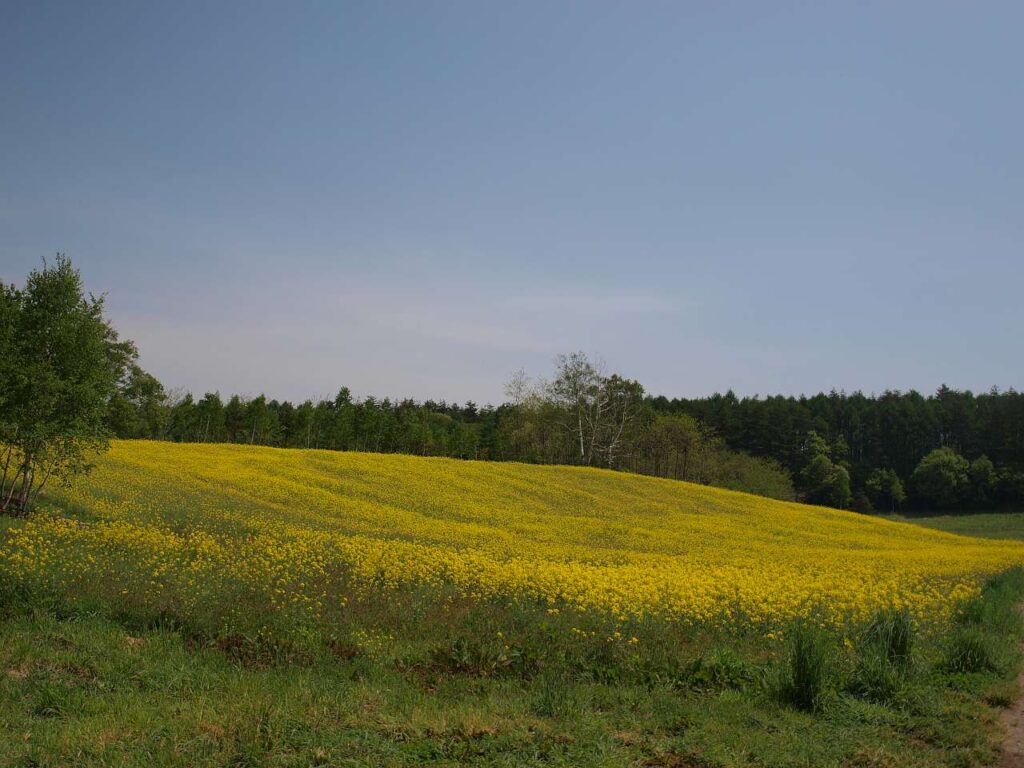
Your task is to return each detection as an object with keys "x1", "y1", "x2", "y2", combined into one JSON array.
[
  {"x1": 0, "y1": 256, "x2": 132, "y2": 516},
  {"x1": 546, "y1": 352, "x2": 643, "y2": 467},
  {"x1": 547, "y1": 352, "x2": 603, "y2": 464}
]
